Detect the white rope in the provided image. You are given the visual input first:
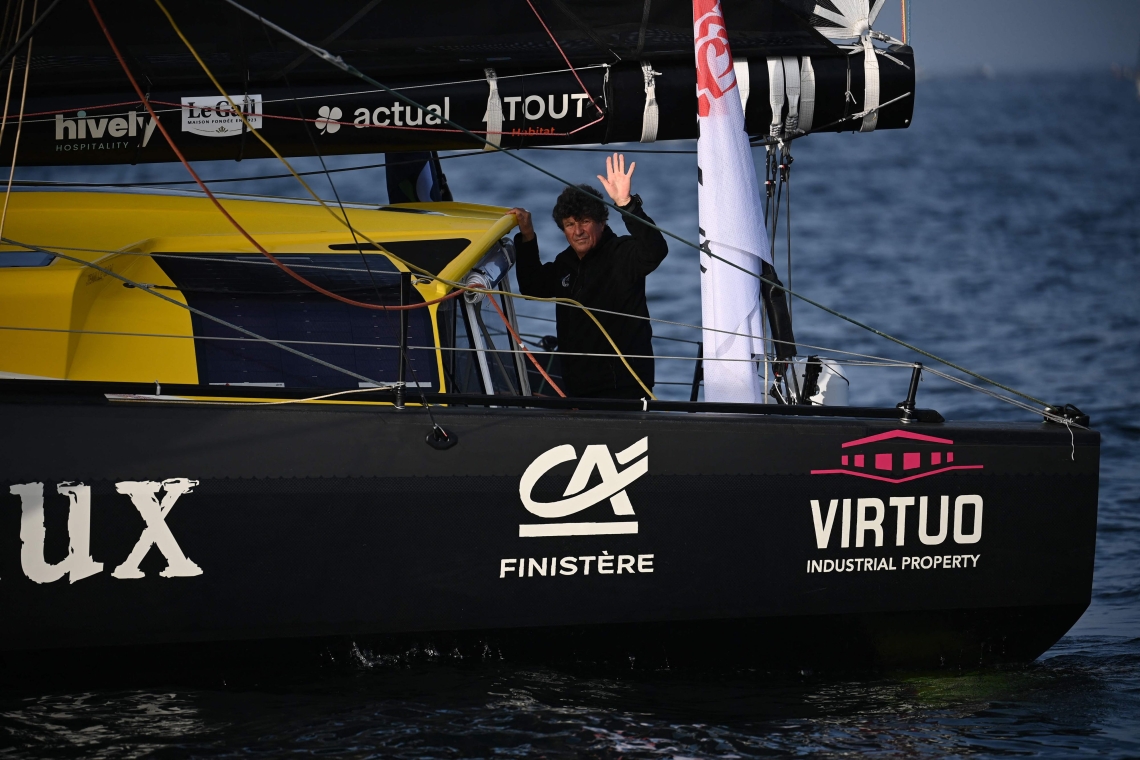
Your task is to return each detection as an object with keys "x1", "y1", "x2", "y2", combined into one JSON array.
[
  {"x1": 482, "y1": 68, "x2": 502, "y2": 150},
  {"x1": 781, "y1": 56, "x2": 800, "y2": 136},
  {"x1": 766, "y1": 56, "x2": 784, "y2": 139},
  {"x1": 1, "y1": 240, "x2": 951, "y2": 374},
  {"x1": 860, "y1": 33, "x2": 880, "y2": 132},
  {"x1": 0, "y1": 324, "x2": 911, "y2": 368},
  {"x1": 639, "y1": 61, "x2": 661, "y2": 143},
  {"x1": 799, "y1": 56, "x2": 816, "y2": 134},
  {"x1": 921, "y1": 365, "x2": 1086, "y2": 429},
  {"x1": 107, "y1": 386, "x2": 399, "y2": 406}
]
